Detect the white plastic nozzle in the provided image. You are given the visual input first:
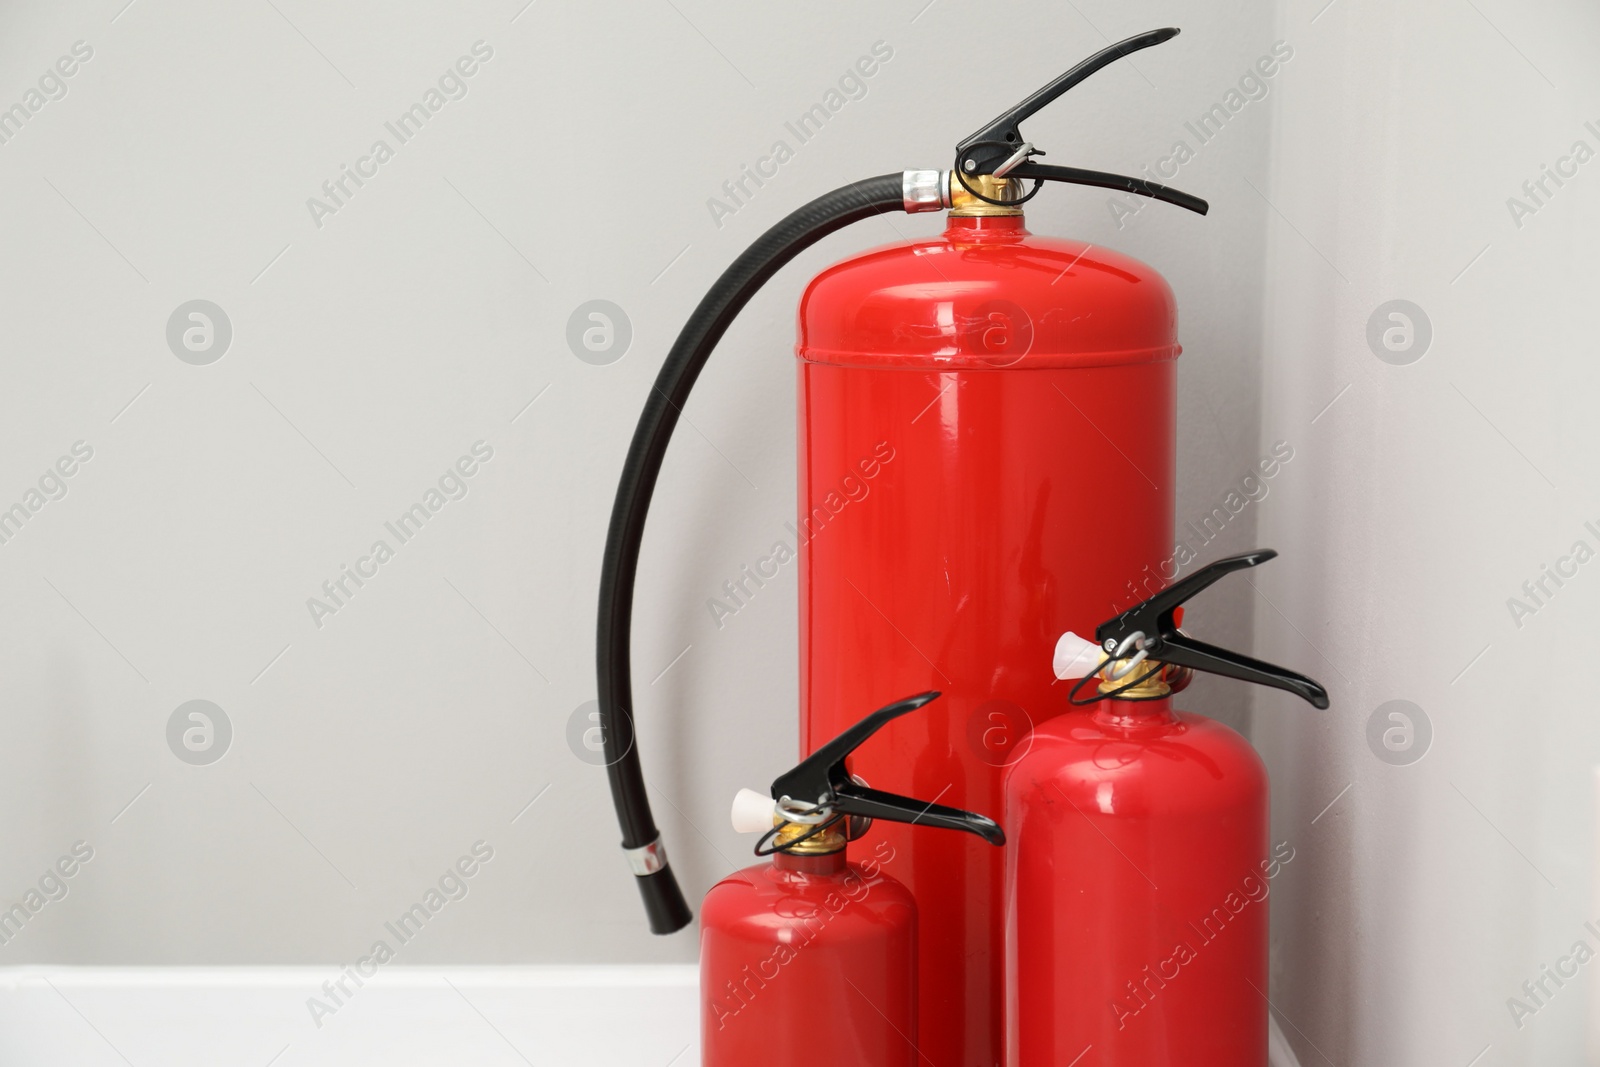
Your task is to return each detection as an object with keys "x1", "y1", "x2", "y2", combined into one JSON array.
[
  {"x1": 730, "y1": 788, "x2": 778, "y2": 834},
  {"x1": 1053, "y1": 630, "x2": 1106, "y2": 680}
]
